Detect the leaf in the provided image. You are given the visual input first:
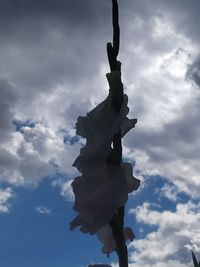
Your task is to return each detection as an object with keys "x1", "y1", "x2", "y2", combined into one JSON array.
[{"x1": 192, "y1": 251, "x2": 200, "y2": 267}]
